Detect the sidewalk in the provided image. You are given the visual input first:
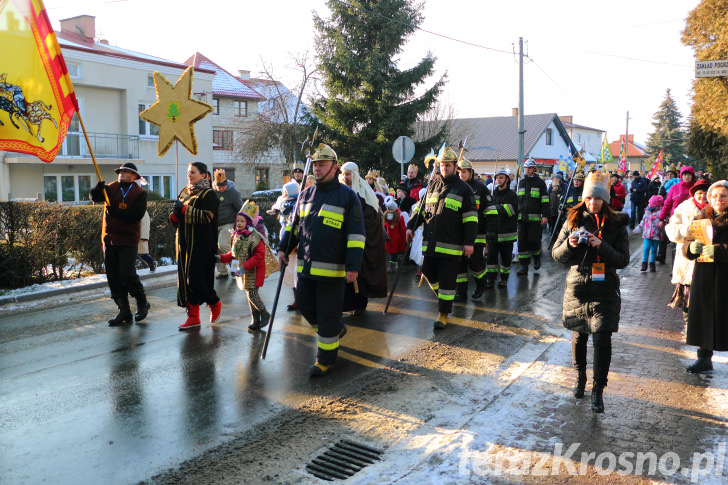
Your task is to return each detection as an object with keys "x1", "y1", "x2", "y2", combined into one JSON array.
[{"x1": 387, "y1": 253, "x2": 728, "y2": 483}]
